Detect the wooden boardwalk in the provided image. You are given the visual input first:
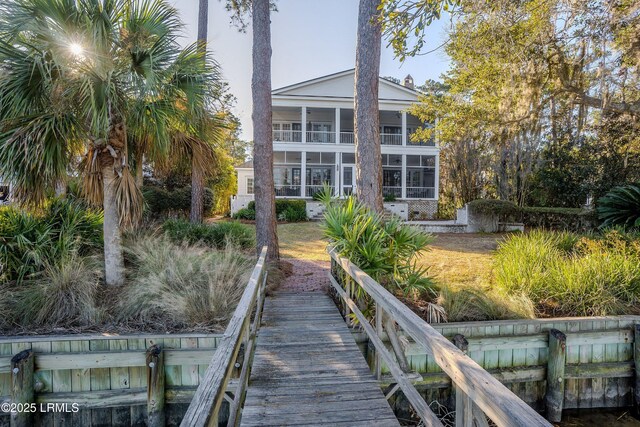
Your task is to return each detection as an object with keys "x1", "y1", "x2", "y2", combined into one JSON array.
[{"x1": 240, "y1": 292, "x2": 400, "y2": 426}]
